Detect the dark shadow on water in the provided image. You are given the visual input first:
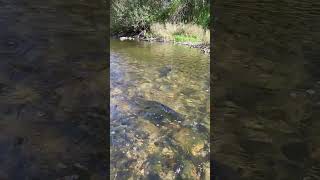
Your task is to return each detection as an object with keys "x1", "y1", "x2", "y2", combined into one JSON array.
[
  {"x1": 0, "y1": 1, "x2": 108, "y2": 179},
  {"x1": 212, "y1": 0, "x2": 320, "y2": 179}
]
